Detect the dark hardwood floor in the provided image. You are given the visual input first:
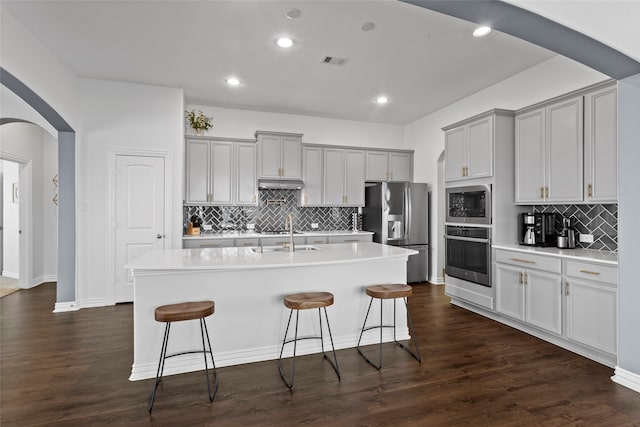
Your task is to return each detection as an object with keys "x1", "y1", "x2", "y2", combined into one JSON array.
[{"x1": 2, "y1": 283, "x2": 639, "y2": 426}]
